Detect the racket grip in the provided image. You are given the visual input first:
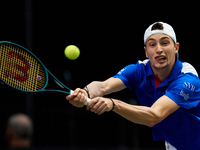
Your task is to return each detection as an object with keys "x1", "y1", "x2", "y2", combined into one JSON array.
[
  {"x1": 84, "y1": 98, "x2": 91, "y2": 105},
  {"x1": 70, "y1": 90, "x2": 91, "y2": 106}
]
